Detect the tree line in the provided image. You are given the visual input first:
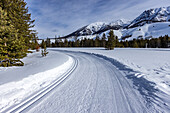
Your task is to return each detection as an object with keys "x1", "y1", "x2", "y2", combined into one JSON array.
[
  {"x1": 0, "y1": 0, "x2": 37, "y2": 67},
  {"x1": 41, "y1": 30, "x2": 170, "y2": 49},
  {"x1": 41, "y1": 30, "x2": 118, "y2": 50}
]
